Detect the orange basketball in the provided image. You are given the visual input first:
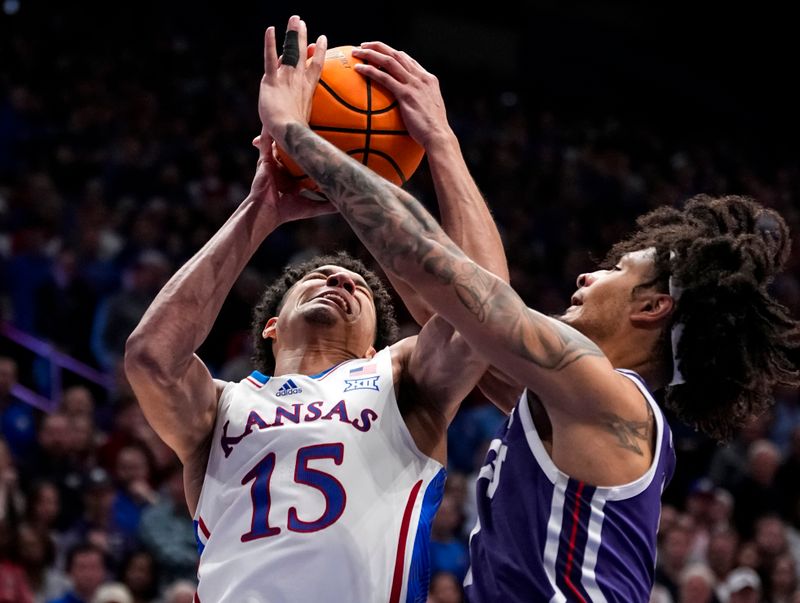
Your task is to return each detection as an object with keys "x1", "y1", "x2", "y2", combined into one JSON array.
[{"x1": 276, "y1": 45, "x2": 425, "y2": 189}]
